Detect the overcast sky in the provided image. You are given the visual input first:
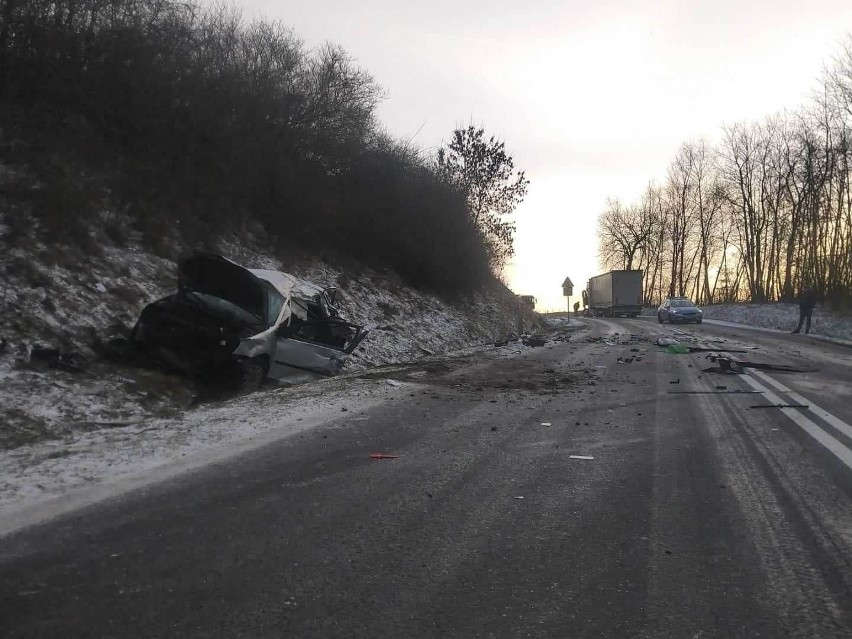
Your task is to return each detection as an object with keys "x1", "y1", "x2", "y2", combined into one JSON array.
[{"x1": 233, "y1": 0, "x2": 852, "y2": 310}]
